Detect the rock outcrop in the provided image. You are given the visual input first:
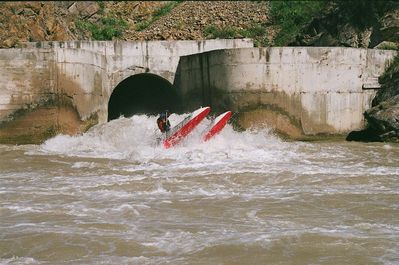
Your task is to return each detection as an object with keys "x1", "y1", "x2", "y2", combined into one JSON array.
[
  {"x1": 365, "y1": 95, "x2": 399, "y2": 142},
  {"x1": 0, "y1": 1, "x2": 271, "y2": 48},
  {"x1": 290, "y1": 2, "x2": 399, "y2": 48},
  {"x1": 124, "y1": 1, "x2": 270, "y2": 41},
  {"x1": 347, "y1": 55, "x2": 399, "y2": 142},
  {"x1": 347, "y1": 95, "x2": 399, "y2": 143}
]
